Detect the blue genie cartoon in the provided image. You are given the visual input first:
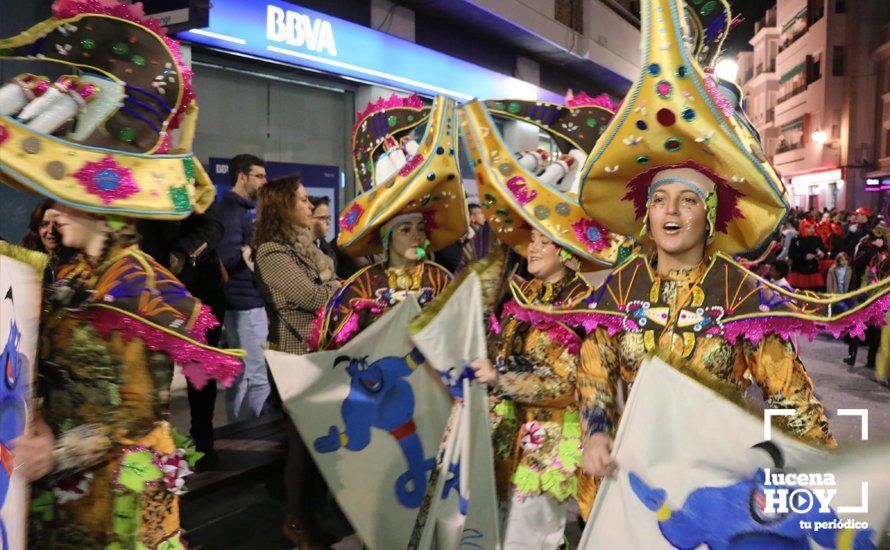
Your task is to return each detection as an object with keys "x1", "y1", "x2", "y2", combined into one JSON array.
[
  {"x1": 0, "y1": 288, "x2": 28, "y2": 548},
  {"x1": 627, "y1": 442, "x2": 875, "y2": 550},
  {"x1": 314, "y1": 347, "x2": 436, "y2": 508}
]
